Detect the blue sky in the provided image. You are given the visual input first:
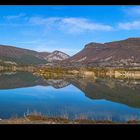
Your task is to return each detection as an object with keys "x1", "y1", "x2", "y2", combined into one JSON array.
[{"x1": 1, "y1": 6, "x2": 140, "y2": 56}]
